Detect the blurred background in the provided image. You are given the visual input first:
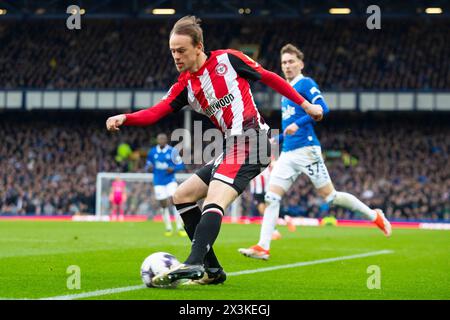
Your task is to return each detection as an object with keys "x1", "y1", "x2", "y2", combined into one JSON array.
[{"x1": 0, "y1": 0, "x2": 448, "y2": 221}]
